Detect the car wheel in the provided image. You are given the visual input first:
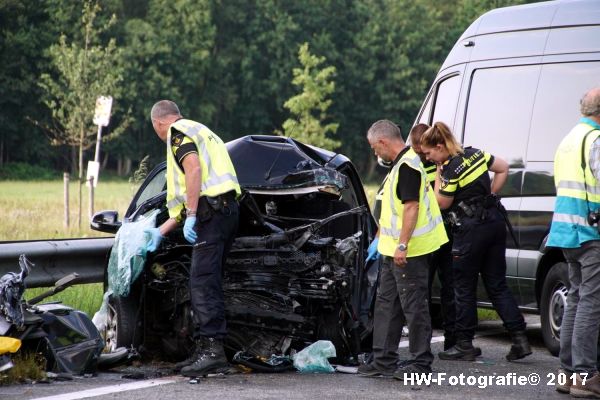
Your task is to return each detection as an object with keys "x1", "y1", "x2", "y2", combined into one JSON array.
[
  {"x1": 105, "y1": 293, "x2": 142, "y2": 353},
  {"x1": 540, "y1": 262, "x2": 569, "y2": 356}
]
